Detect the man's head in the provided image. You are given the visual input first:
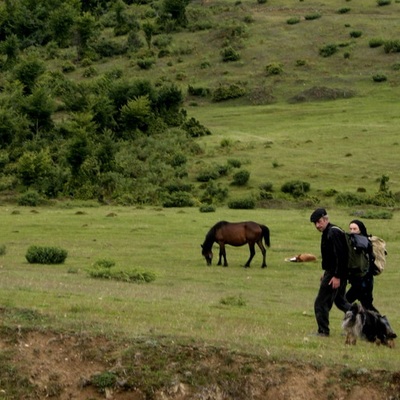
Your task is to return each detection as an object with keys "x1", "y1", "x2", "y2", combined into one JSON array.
[{"x1": 310, "y1": 208, "x2": 329, "y2": 232}]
